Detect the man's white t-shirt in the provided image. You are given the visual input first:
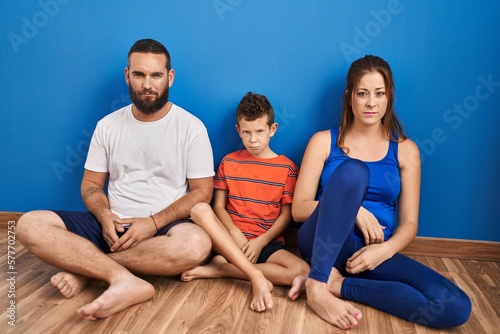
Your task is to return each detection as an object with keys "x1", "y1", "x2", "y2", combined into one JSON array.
[{"x1": 84, "y1": 103, "x2": 215, "y2": 218}]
